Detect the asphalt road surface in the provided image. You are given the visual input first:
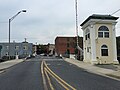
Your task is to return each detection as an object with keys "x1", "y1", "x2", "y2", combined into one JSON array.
[
  {"x1": 0, "y1": 56, "x2": 120, "y2": 90},
  {"x1": 0, "y1": 57, "x2": 43, "y2": 90},
  {"x1": 45, "y1": 57, "x2": 120, "y2": 90}
]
